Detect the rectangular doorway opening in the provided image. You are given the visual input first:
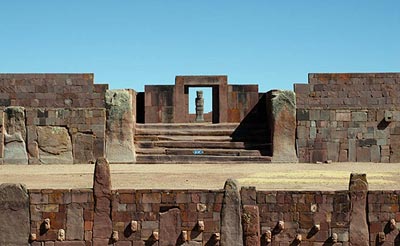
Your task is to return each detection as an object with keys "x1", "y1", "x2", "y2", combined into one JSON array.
[{"x1": 188, "y1": 87, "x2": 213, "y2": 123}]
